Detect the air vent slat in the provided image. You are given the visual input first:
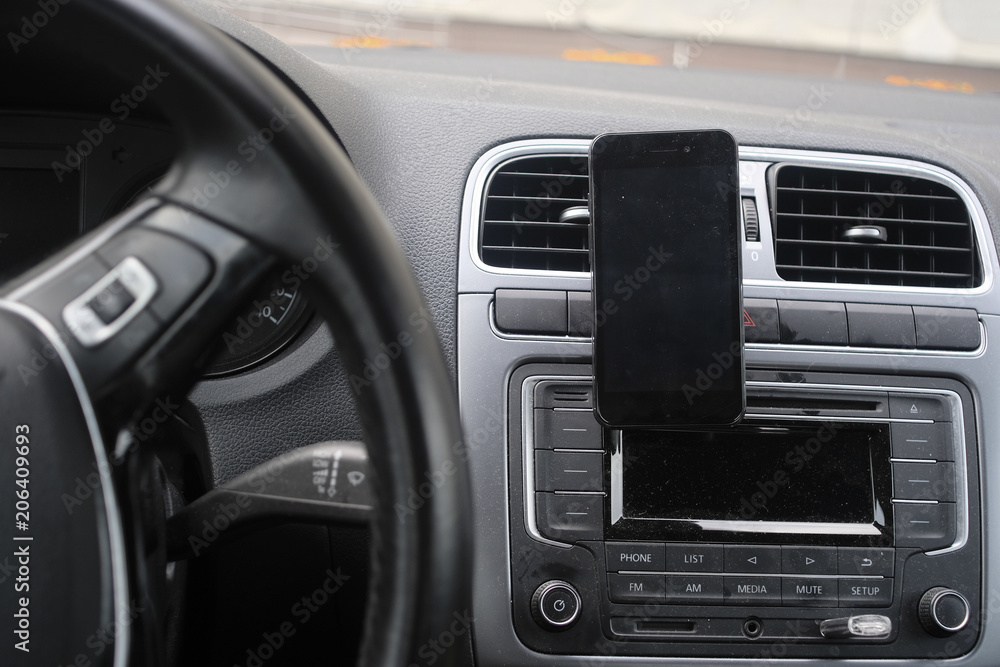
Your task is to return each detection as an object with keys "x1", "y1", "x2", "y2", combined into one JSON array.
[
  {"x1": 773, "y1": 165, "x2": 978, "y2": 288},
  {"x1": 480, "y1": 154, "x2": 591, "y2": 272}
]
